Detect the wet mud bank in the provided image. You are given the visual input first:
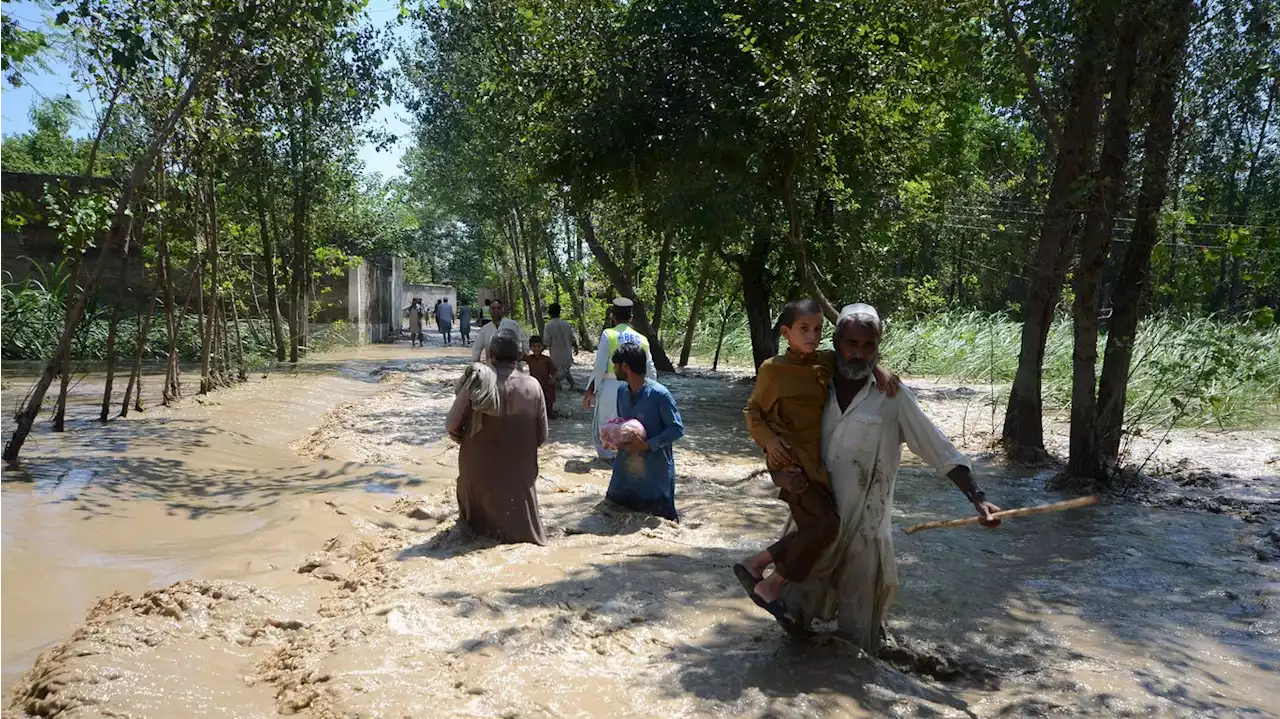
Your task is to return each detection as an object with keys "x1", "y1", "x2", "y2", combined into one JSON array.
[{"x1": 3, "y1": 348, "x2": 1279, "y2": 717}]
